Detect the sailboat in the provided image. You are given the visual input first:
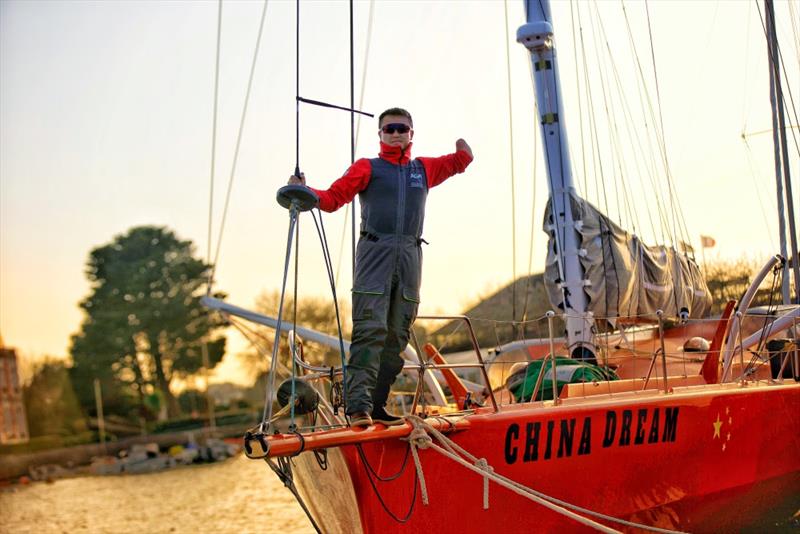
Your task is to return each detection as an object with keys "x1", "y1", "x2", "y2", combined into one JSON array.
[{"x1": 203, "y1": 0, "x2": 799, "y2": 531}]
